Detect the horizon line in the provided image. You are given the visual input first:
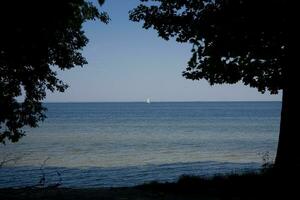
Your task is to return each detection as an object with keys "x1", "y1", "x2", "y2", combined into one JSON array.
[{"x1": 42, "y1": 100, "x2": 281, "y2": 103}]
